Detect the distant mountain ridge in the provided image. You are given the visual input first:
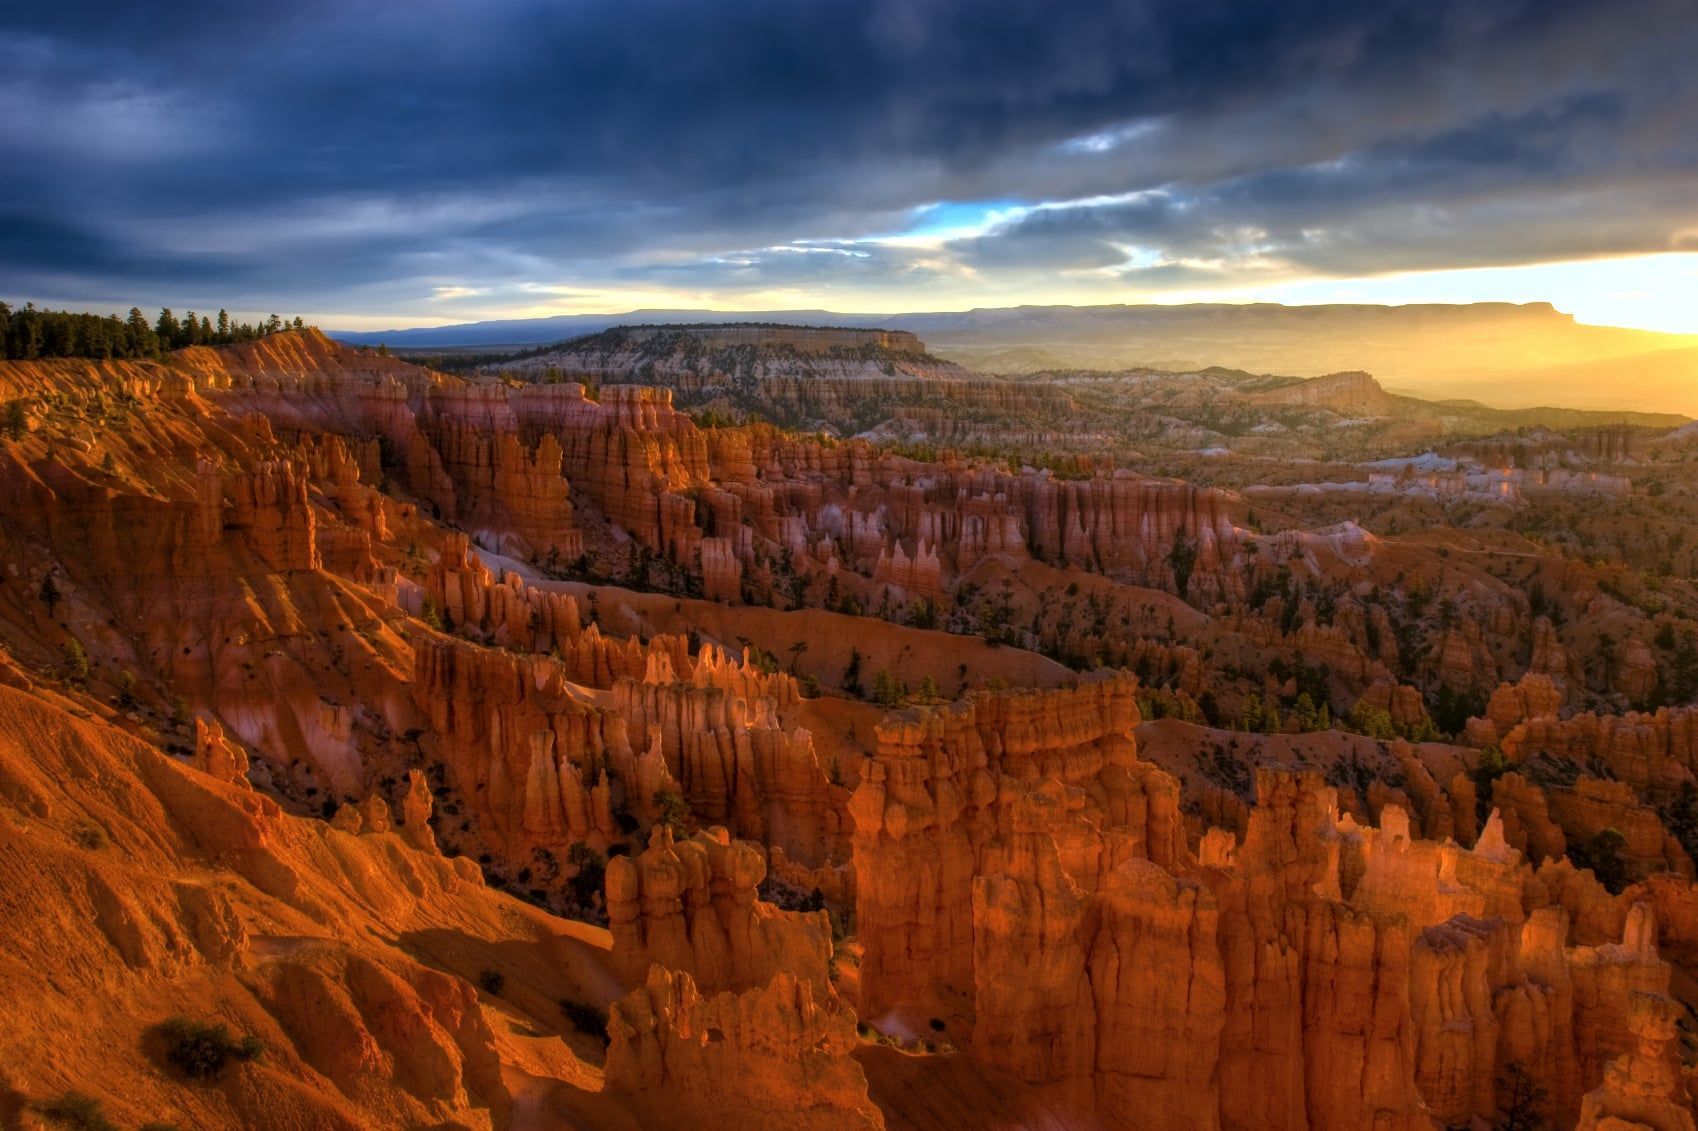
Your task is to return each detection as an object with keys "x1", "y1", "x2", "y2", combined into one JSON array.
[
  {"x1": 330, "y1": 301, "x2": 1698, "y2": 415},
  {"x1": 331, "y1": 301, "x2": 1572, "y2": 349}
]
